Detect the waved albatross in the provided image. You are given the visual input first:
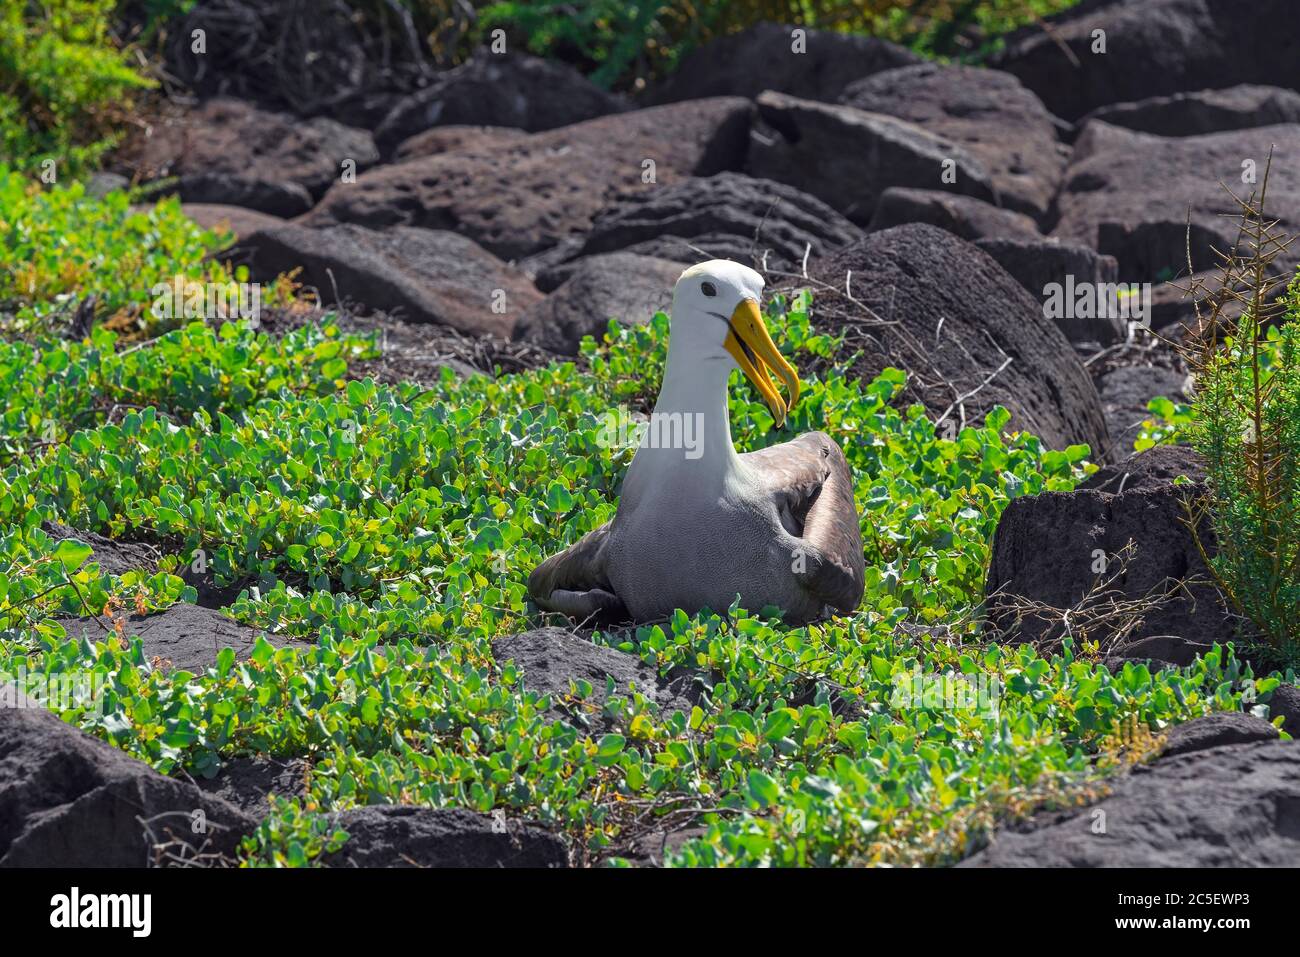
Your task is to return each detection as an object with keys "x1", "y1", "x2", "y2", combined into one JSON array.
[{"x1": 528, "y1": 260, "x2": 864, "y2": 625}]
